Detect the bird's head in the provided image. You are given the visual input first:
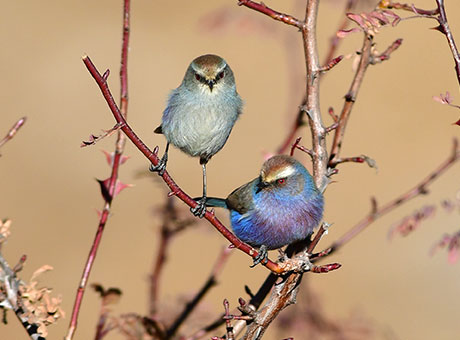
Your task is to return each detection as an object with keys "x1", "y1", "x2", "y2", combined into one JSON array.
[
  {"x1": 256, "y1": 155, "x2": 315, "y2": 197},
  {"x1": 185, "y1": 54, "x2": 234, "y2": 94}
]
